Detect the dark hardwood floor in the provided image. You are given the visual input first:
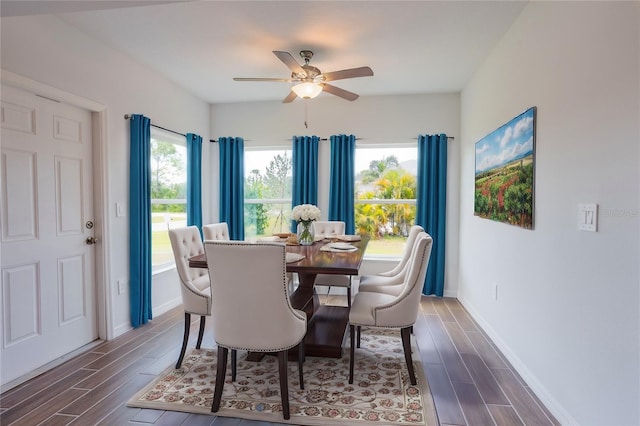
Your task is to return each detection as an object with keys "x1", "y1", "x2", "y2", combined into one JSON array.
[{"x1": 0, "y1": 296, "x2": 558, "y2": 425}]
